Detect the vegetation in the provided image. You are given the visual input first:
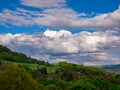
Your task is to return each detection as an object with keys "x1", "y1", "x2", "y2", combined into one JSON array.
[
  {"x1": 0, "y1": 64, "x2": 38, "y2": 90},
  {"x1": 0, "y1": 45, "x2": 120, "y2": 90},
  {"x1": 0, "y1": 45, "x2": 46, "y2": 64}
]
